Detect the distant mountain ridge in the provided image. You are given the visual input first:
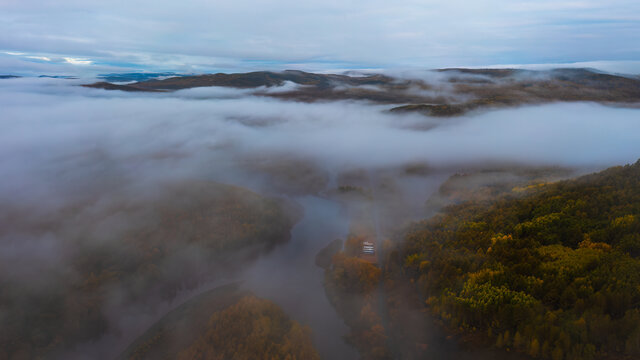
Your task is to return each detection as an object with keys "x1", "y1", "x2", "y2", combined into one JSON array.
[
  {"x1": 98, "y1": 72, "x2": 182, "y2": 83},
  {"x1": 83, "y1": 68, "x2": 640, "y2": 116},
  {"x1": 98, "y1": 70, "x2": 392, "y2": 90}
]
